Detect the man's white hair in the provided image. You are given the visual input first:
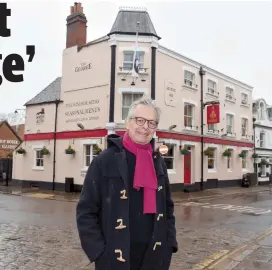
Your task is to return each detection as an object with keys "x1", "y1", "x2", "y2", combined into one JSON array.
[{"x1": 127, "y1": 97, "x2": 161, "y2": 123}]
